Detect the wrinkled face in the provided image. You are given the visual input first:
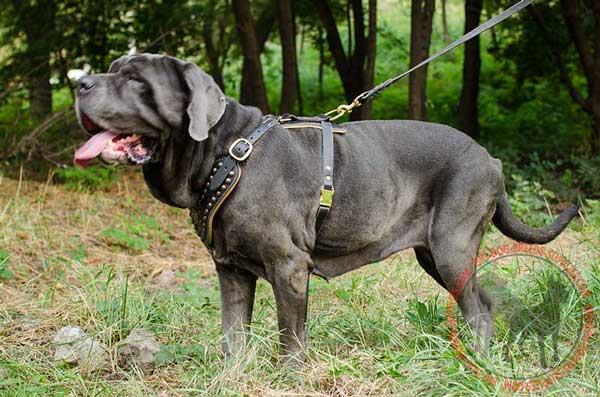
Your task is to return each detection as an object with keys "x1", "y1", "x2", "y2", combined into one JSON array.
[{"x1": 74, "y1": 54, "x2": 226, "y2": 168}]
